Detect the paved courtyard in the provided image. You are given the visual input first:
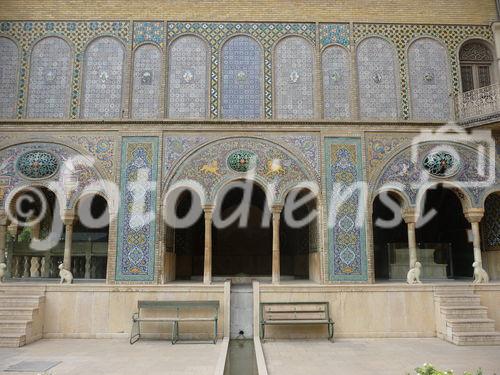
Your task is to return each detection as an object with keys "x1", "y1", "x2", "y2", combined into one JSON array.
[
  {"x1": 263, "y1": 339, "x2": 500, "y2": 375},
  {"x1": 0, "y1": 339, "x2": 222, "y2": 375}
]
